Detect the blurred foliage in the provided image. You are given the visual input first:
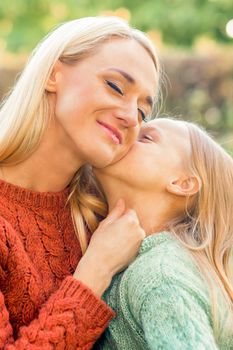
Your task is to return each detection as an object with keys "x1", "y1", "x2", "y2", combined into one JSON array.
[
  {"x1": 0, "y1": 0, "x2": 232, "y2": 152},
  {"x1": 159, "y1": 48, "x2": 233, "y2": 154},
  {"x1": 0, "y1": 0, "x2": 233, "y2": 52}
]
